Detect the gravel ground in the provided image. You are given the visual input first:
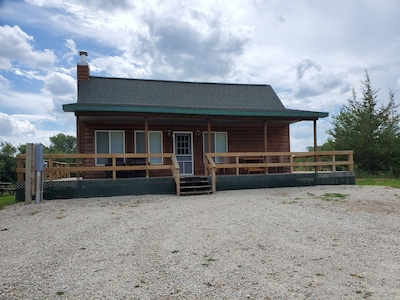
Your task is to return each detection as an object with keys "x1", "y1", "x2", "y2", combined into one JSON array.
[{"x1": 1, "y1": 185, "x2": 400, "y2": 300}]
